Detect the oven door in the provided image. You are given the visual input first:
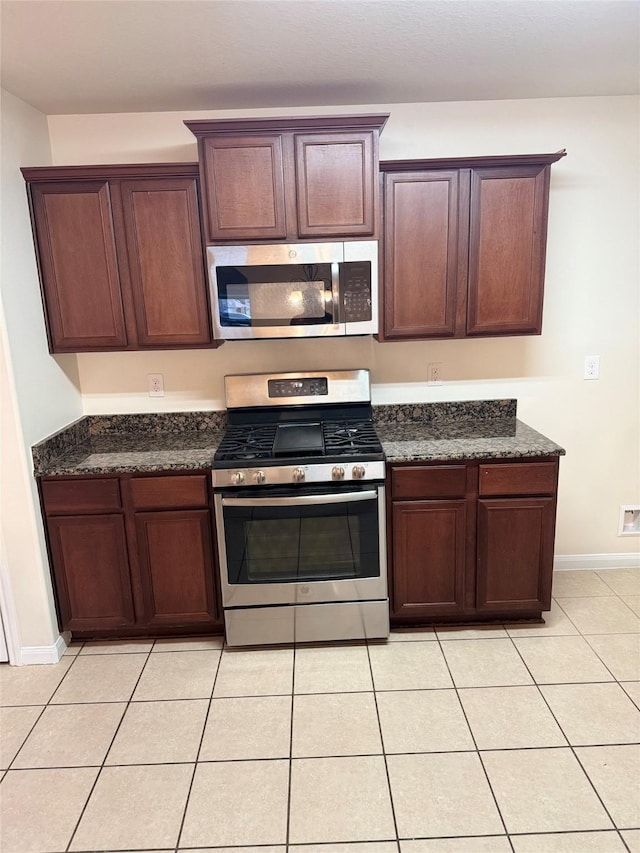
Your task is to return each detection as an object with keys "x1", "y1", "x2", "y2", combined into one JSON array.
[
  {"x1": 214, "y1": 484, "x2": 387, "y2": 607},
  {"x1": 208, "y1": 243, "x2": 344, "y2": 340}
]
